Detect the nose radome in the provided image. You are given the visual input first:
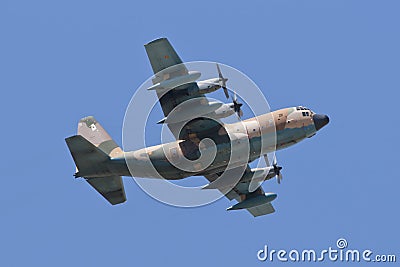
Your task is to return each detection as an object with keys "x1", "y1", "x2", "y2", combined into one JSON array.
[{"x1": 313, "y1": 114, "x2": 329, "y2": 131}]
